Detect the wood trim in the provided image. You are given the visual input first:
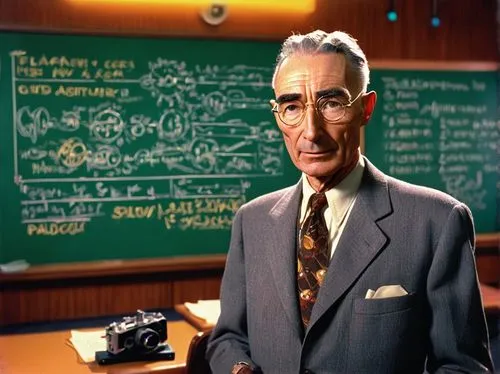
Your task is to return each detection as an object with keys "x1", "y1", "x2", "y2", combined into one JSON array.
[
  {"x1": 369, "y1": 60, "x2": 499, "y2": 71},
  {"x1": 0, "y1": 255, "x2": 227, "y2": 283},
  {"x1": 174, "y1": 304, "x2": 214, "y2": 332},
  {"x1": 476, "y1": 233, "x2": 500, "y2": 249},
  {"x1": 480, "y1": 283, "x2": 500, "y2": 314},
  {"x1": 476, "y1": 254, "x2": 500, "y2": 285},
  {"x1": 0, "y1": 24, "x2": 284, "y2": 41},
  {"x1": 0, "y1": 233, "x2": 496, "y2": 284},
  {"x1": 0, "y1": 233, "x2": 495, "y2": 284}
]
